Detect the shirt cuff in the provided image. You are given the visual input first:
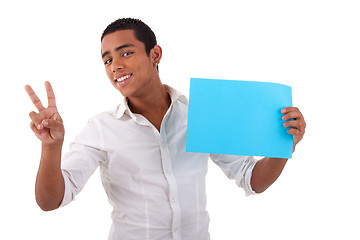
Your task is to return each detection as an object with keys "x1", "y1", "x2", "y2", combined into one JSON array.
[
  {"x1": 59, "y1": 170, "x2": 74, "y2": 208},
  {"x1": 237, "y1": 156, "x2": 258, "y2": 196}
]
